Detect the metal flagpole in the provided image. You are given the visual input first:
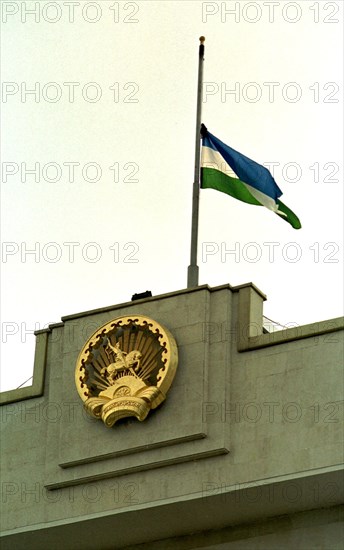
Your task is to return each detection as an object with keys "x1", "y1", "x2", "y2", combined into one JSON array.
[{"x1": 187, "y1": 36, "x2": 205, "y2": 288}]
